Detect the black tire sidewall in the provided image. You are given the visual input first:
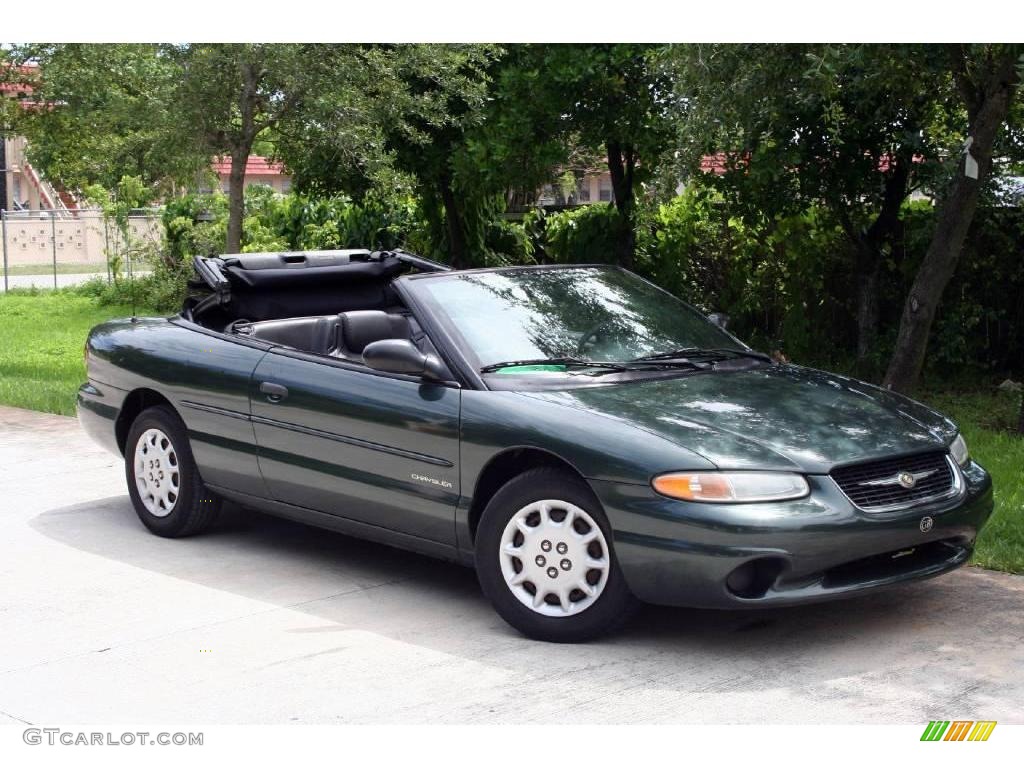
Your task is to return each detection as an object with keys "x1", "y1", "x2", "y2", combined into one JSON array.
[
  {"x1": 475, "y1": 468, "x2": 636, "y2": 642},
  {"x1": 125, "y1": 406, "x2": 206, "y2": 536}
]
